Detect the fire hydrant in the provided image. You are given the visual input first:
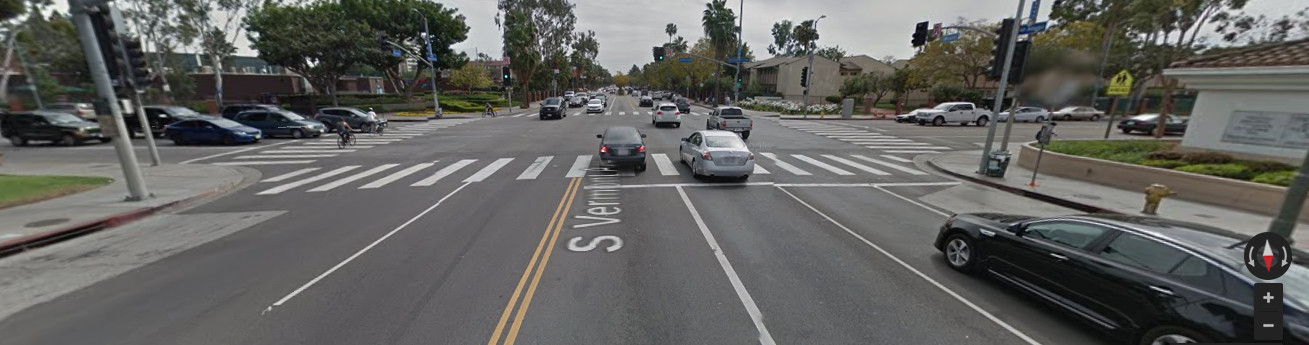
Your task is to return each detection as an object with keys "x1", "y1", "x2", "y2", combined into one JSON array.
[{"x1": 1142, "y1": 184, "x2": 1177, "y2": 215}]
